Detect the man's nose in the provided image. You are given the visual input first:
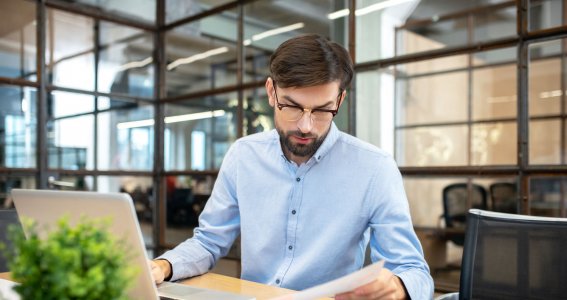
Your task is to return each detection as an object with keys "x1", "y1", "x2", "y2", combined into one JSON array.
[{"x1": 297, "y1": 110, "x2": 313, "y2": 133}]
